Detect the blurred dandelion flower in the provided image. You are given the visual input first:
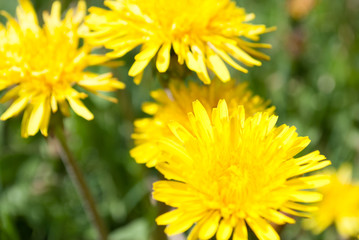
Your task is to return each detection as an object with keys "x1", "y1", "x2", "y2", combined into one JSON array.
[
  {"x1": 0, "y1": 0, "x2": 125, "y2": 138},
  {"x1": 85, "y1": 0, "x2": 274, "y2": 84},
  {"x1": 288, "y1": 0, "x2": 316, "y2": 20},
  {"x1": 152, "y1": 100, "x2": 331, "y2": 240},
  {"x1": 131, "y1": 79, "x2": 274, "y2": 167},
  {"x1": 303, "y1": 164, "x2": 359, "y2": 238}
]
